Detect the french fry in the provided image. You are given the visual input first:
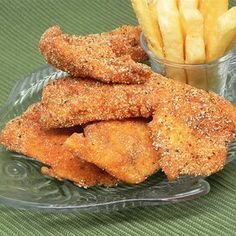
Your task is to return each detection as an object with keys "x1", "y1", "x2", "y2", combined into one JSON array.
[
  {"x1": 179, "y1": 1, "x2": 205, "y2": 86},
  {"x1": 178, "y1": 0, "x2": 199, "y2": 10},
  {"x1": 180, "y1": 3, "x2": 206, "y2": 89},
  {"x1": 179, "y1": 5, "x2": 205, "y2": 63},
  {"x1": 185, "y1": 36, "x2": 205, "y2": 64},
  {"x1": 148, "y1": 0, "x2": 164, "y2": 56},
  {"x1": 180, "y1": 9, "x2": 204, "y2": 37},
  {"x1": 207, "y1": 7, "x2": 236, "y2": 62},
  {"x1": 165, "y1": 67, "x2": 187, "y2": 83},
  {"x1": 156, "y1": 0, "x2": 186, "y2": 83},
  {"x1": 199, "y1": 0, "x2": 228, "y2": 48},
  {"x1": 131, "y1": 0, "x2": 164, "y2": 58},
  {"x1": 187, "y1": 67, "x2": 208, "y2": 90},
  {"x1": 156, "y1": 0, "x2": 184, "y2": 63},
  {"x1": 185, "y1": 36, "x2": 207, "y2": 90}
]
